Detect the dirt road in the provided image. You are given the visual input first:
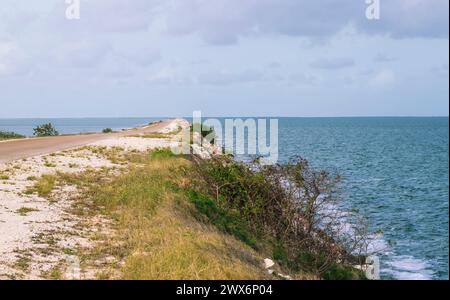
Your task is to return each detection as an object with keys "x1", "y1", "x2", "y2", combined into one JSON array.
[{"x1": 0, "y1": 119, "x2": 172, "y2": 164}]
